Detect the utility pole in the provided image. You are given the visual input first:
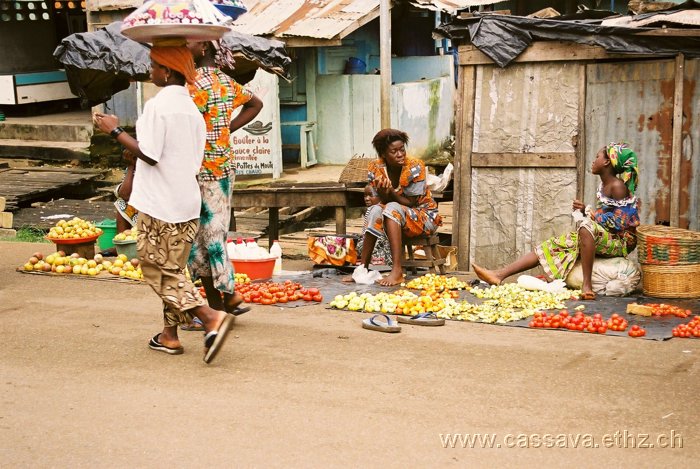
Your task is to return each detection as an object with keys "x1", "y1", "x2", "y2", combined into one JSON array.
[{"x1": 380, "y1": 0, "x2": 391, "y2": 129}]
